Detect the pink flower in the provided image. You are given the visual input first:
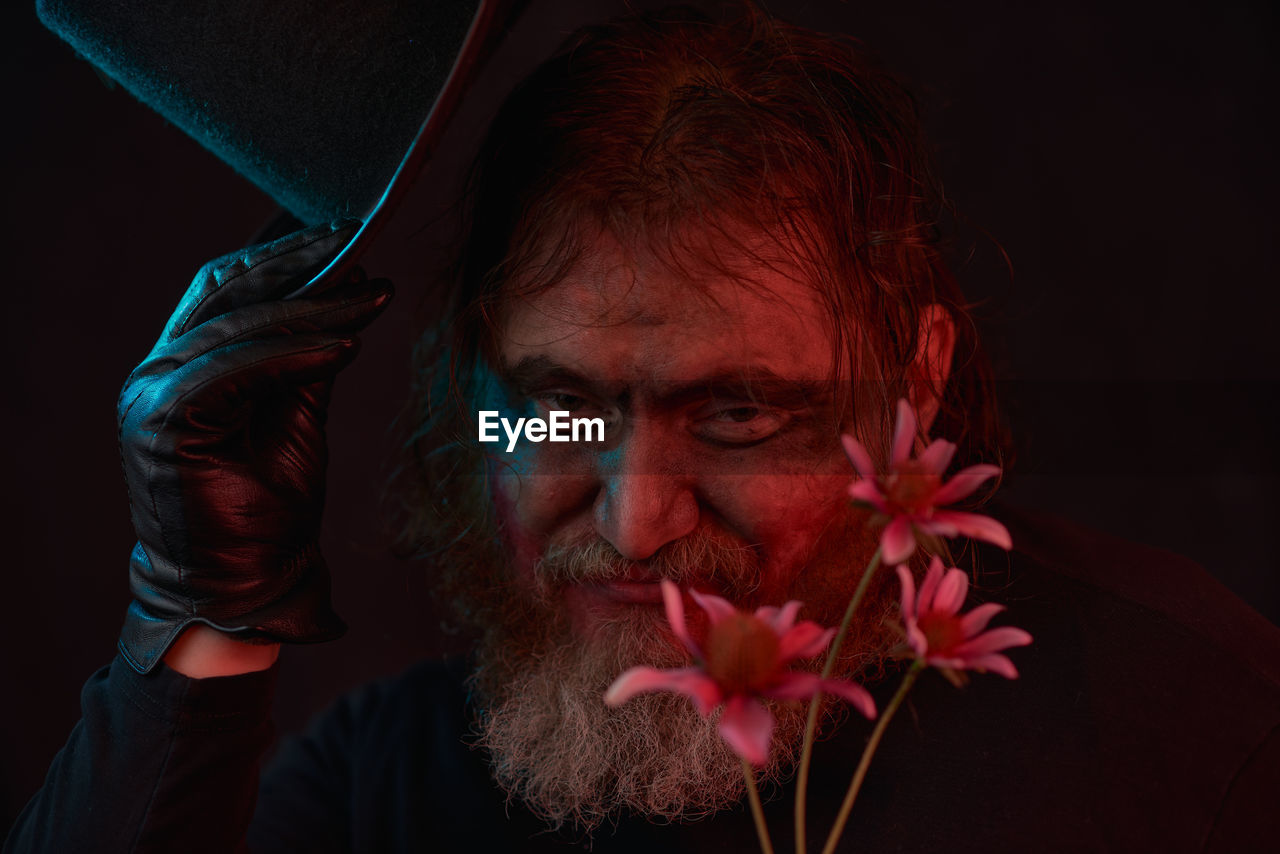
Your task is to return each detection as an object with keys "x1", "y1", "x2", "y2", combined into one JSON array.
[
  {"x1": 896, "y1": 556, "x2": 1032, "y2": 685},
  {"x1": 842, "y1": 398, "x2": 1012, "y2": 564},
  {"x1": 605, "y1": 580, "x2": 876, "y2": 765}
]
